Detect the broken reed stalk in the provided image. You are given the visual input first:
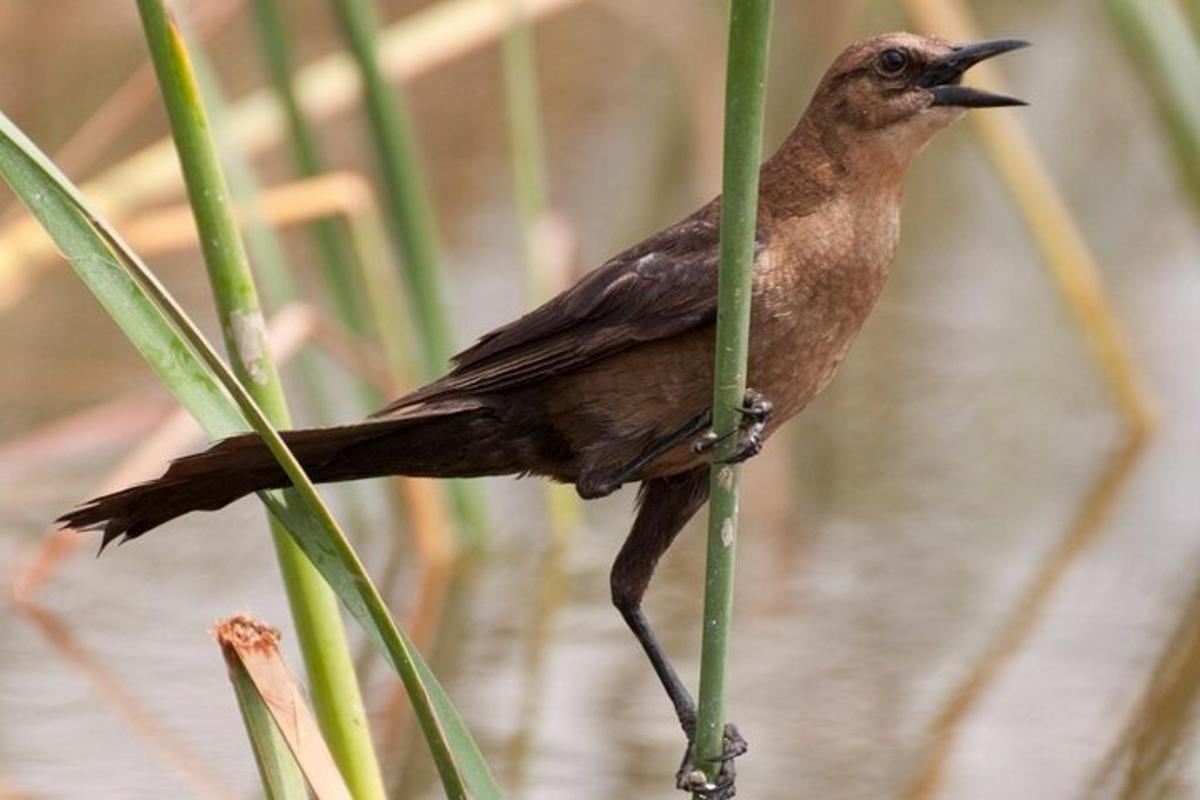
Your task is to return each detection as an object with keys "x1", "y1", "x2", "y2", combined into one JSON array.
[
  {"x1": 693, "y1": 0, "x2": 773, "y2": 791},
  {"x1": 217, "y1": 617, "x2": 309, "y2": 800},
  {"x1": 216, "y1": 615, "x2": 353, "y2": 800},
  {"x1": 133, "y1": 3, "x2": 386, "y2": 797},
  {"x1": 328, "y1": 0, "x2": 489, "y2": 550}
]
